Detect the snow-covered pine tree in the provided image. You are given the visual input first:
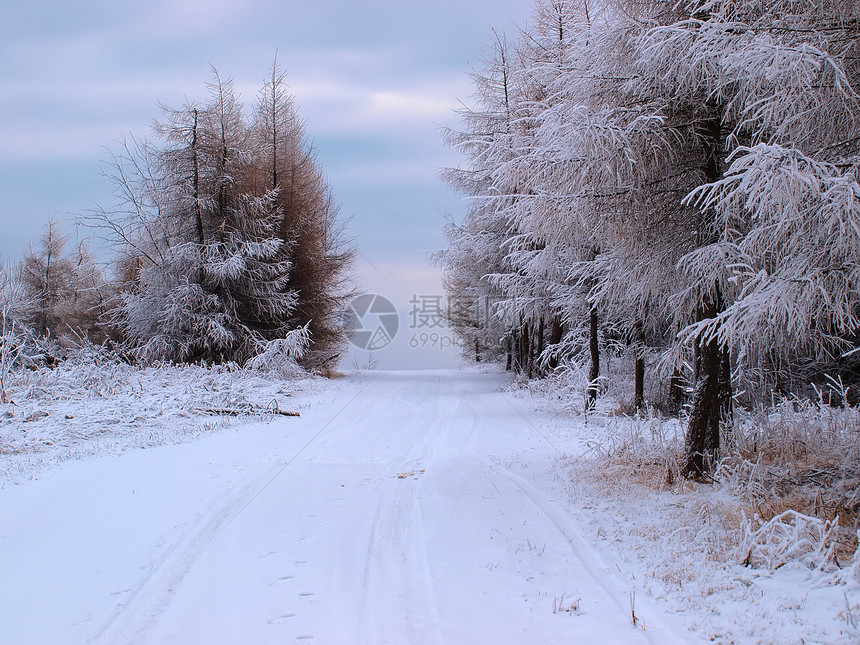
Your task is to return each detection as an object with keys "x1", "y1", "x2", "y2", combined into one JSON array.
[
  {"x1": 19, "y1": 221, "x2": 77, "y2": 339},
  {"x1": 444, "y1": 0, "x2": 860, "y2": 475},
  {"x1": 638, "y1": 0, "x2": 860, "y2": 473},
  {"x1": 106, "y1": 69, "x2": 297, "y2": 364},
  {"x1": 18, "y1": 220, "x2": 106, "y2": 343},
  {"x1": 252, "y1": 60, "x2": 354, "y2": 370},
  {"x1": 508, "y1": 0, "x2": 687, "y2": 409},
  {"x1": 440, "y1": 32, "x2": 533, "y2": 369},
  {"x1": 508, "y1": 0, "x2": 608, "y2": 393}
]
